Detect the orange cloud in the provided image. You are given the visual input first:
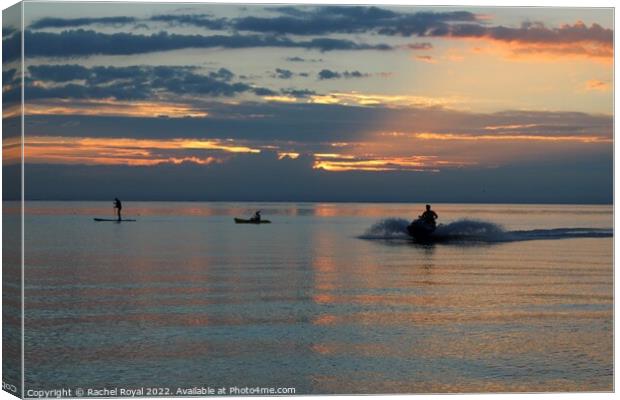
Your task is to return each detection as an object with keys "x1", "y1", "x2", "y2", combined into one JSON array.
[
  {"x1": 277, "y1": 152, "x2": 300, "y2": 159},
  {"x1": 414, "y1": 132, "x2": 611, "y2": 143},
  {"x1": 584, "y1": 79, "x2": 610, "y2": 91},
  {"x1": 415, "y1": 55, "x2": 436, "y2": 64},
  {"x1": 443, "y1": 50, "x2": 465, "y2": 62},
  {"x1": 459, "y1": 38, "x2": 612, "y2": 63},
  {"x1": 309, "y1": 92, "x2": 466, "y2": 108},
  {"x1": 313, "y1": 153, "x2": 472, "y2": 172},
  {"x1": 484, "y1": 124, "x2": 540, "y2": 131},
  {"x1": 24, "y1": 99, "x2": 208, "y2": 118},
  {"x1": 403, "y1": 42, "x2": 433, "y2": 50},
  {"x1": 263, "y1": 95, "x2": 297, "y2": 103},
  {"x1": 2, "y1": 104, "x2": 22, "y2": 119},
  {"x1": 3, "y1": 138, "x2": 21, "y2": 165},
  {"x1": 447, "y1": 21, "x2": 613, "y2": 61},
  {"x1": 508, "y1": 42, "x2": 613, "y2": 61},
  {"x1": 21, "y1": 136, "x2": 261, "y2": 166}
]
